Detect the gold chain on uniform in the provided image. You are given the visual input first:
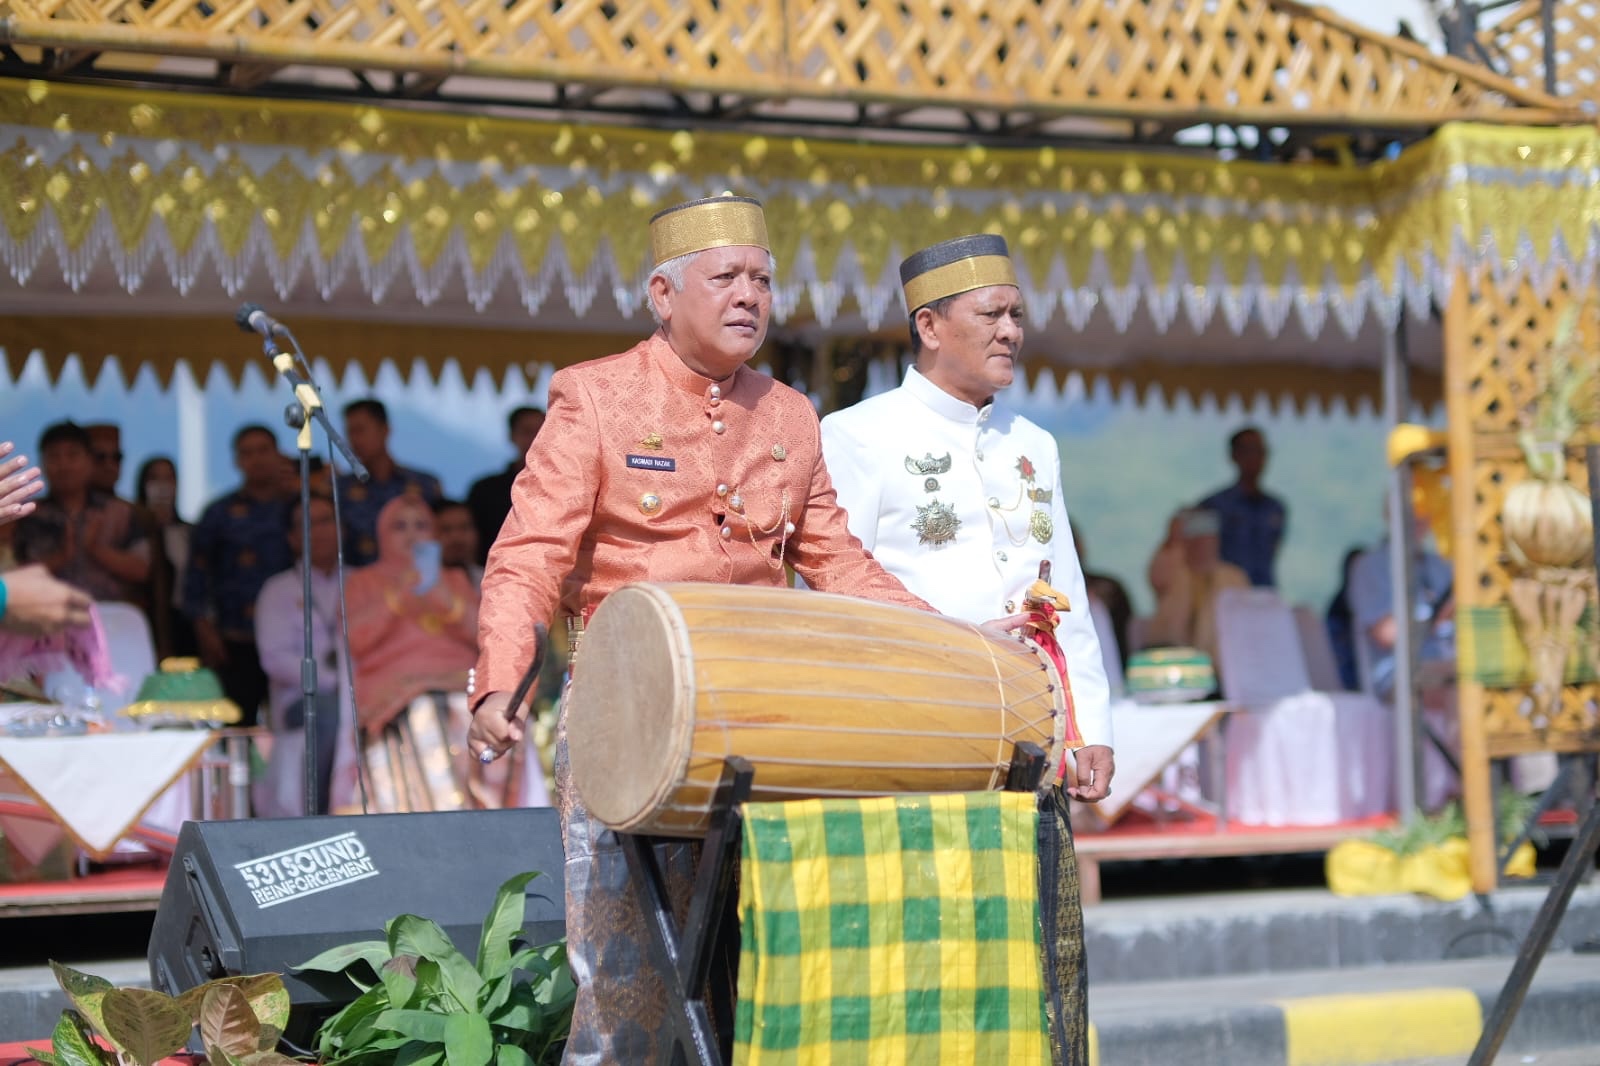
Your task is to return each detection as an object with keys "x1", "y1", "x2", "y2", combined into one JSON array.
[
  {"x1": 737, "y1": 486, "x2": 792, "y2": 571},
  {"x1": 988, "y1": 482, "x2": 1036, "y2": 547}
]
